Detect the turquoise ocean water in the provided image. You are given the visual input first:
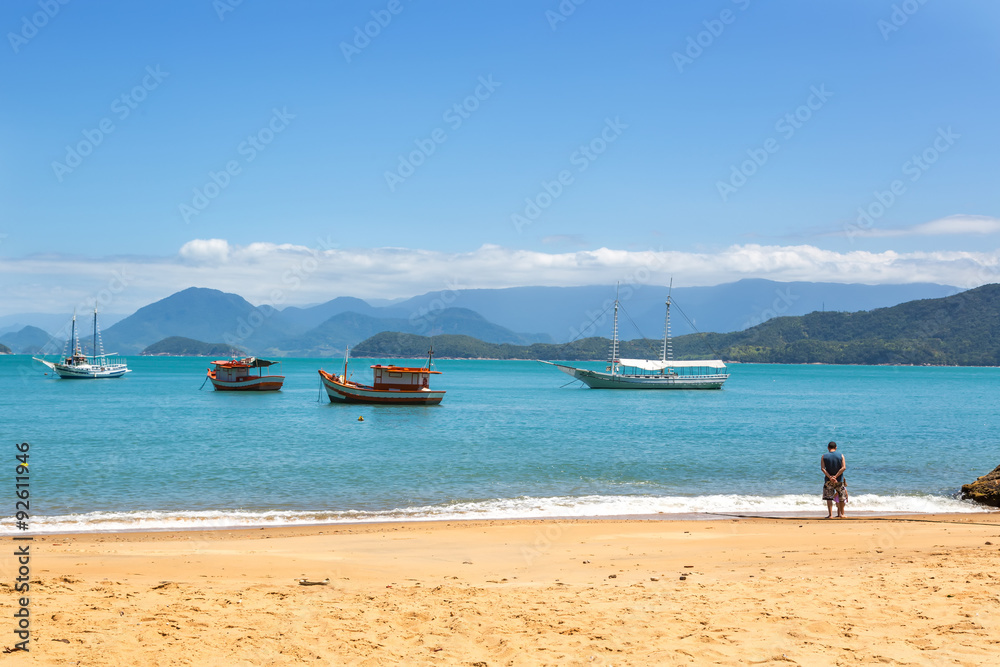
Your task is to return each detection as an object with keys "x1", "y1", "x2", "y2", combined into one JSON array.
[{"x1": 2, "y1": 355, "x2": 997, "y2": 533}]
